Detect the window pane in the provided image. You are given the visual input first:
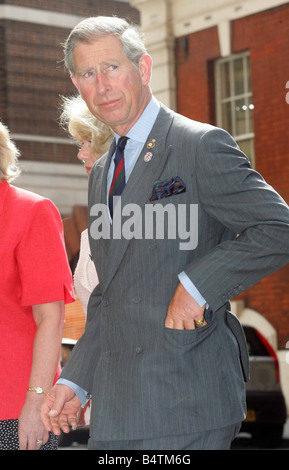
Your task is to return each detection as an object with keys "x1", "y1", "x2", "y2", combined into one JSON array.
[
  {"x1": 235, "y1": 98, "x2": 246, "y2": 135},
  {"x1": 233, "y1": 58, "x2": 244, "y2": 95},
  {"x1": 220, "y1": 61, "x2": 231, "y2": 99},
  {"x1": 221, "y1": 101, "x2": 233, "y2": 134},
  {"x1": 248, "y1": 102, "x2": 254, "y2": 133},
  {"x1": 246, "y1": 55, "x2": 251, "y2": 93},
  {"x1": 237, "y1": 138, "x2": 254, "y2": 165},
  {"x1": 215, "y1": 52, "x2": 254, "y2": 166}
]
